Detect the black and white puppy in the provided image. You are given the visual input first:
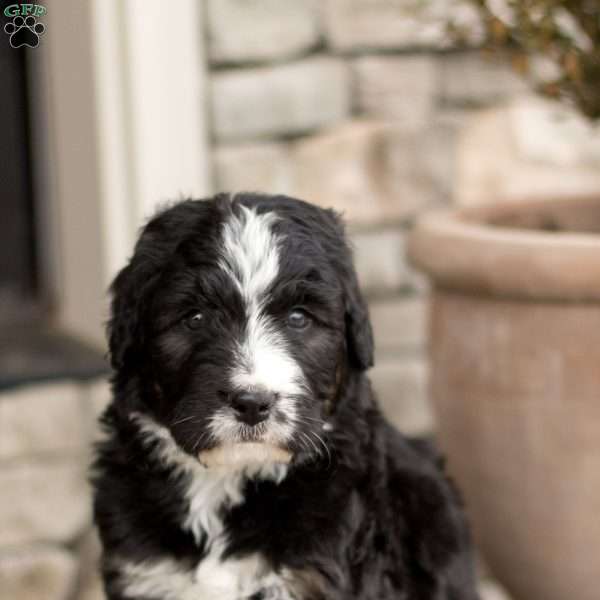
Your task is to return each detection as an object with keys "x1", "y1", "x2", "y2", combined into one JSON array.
[{"x1": 92, "y1": 193, "x2": 479, "y2": 600}]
